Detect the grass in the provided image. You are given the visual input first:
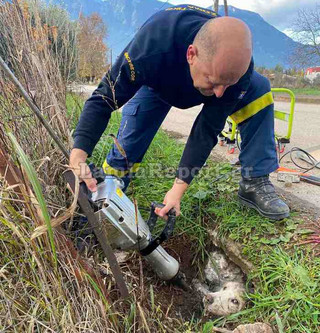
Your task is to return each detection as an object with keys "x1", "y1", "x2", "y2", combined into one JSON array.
[
  {"x1": 1, "y1": 93, "x2": 319, "y2": 332},
  {"x1": 85, "y1": 95, "x2": 320, "y2": 331},
  {"x1": 290, "y1": 88, "x2": 320, "y2": 96}
]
